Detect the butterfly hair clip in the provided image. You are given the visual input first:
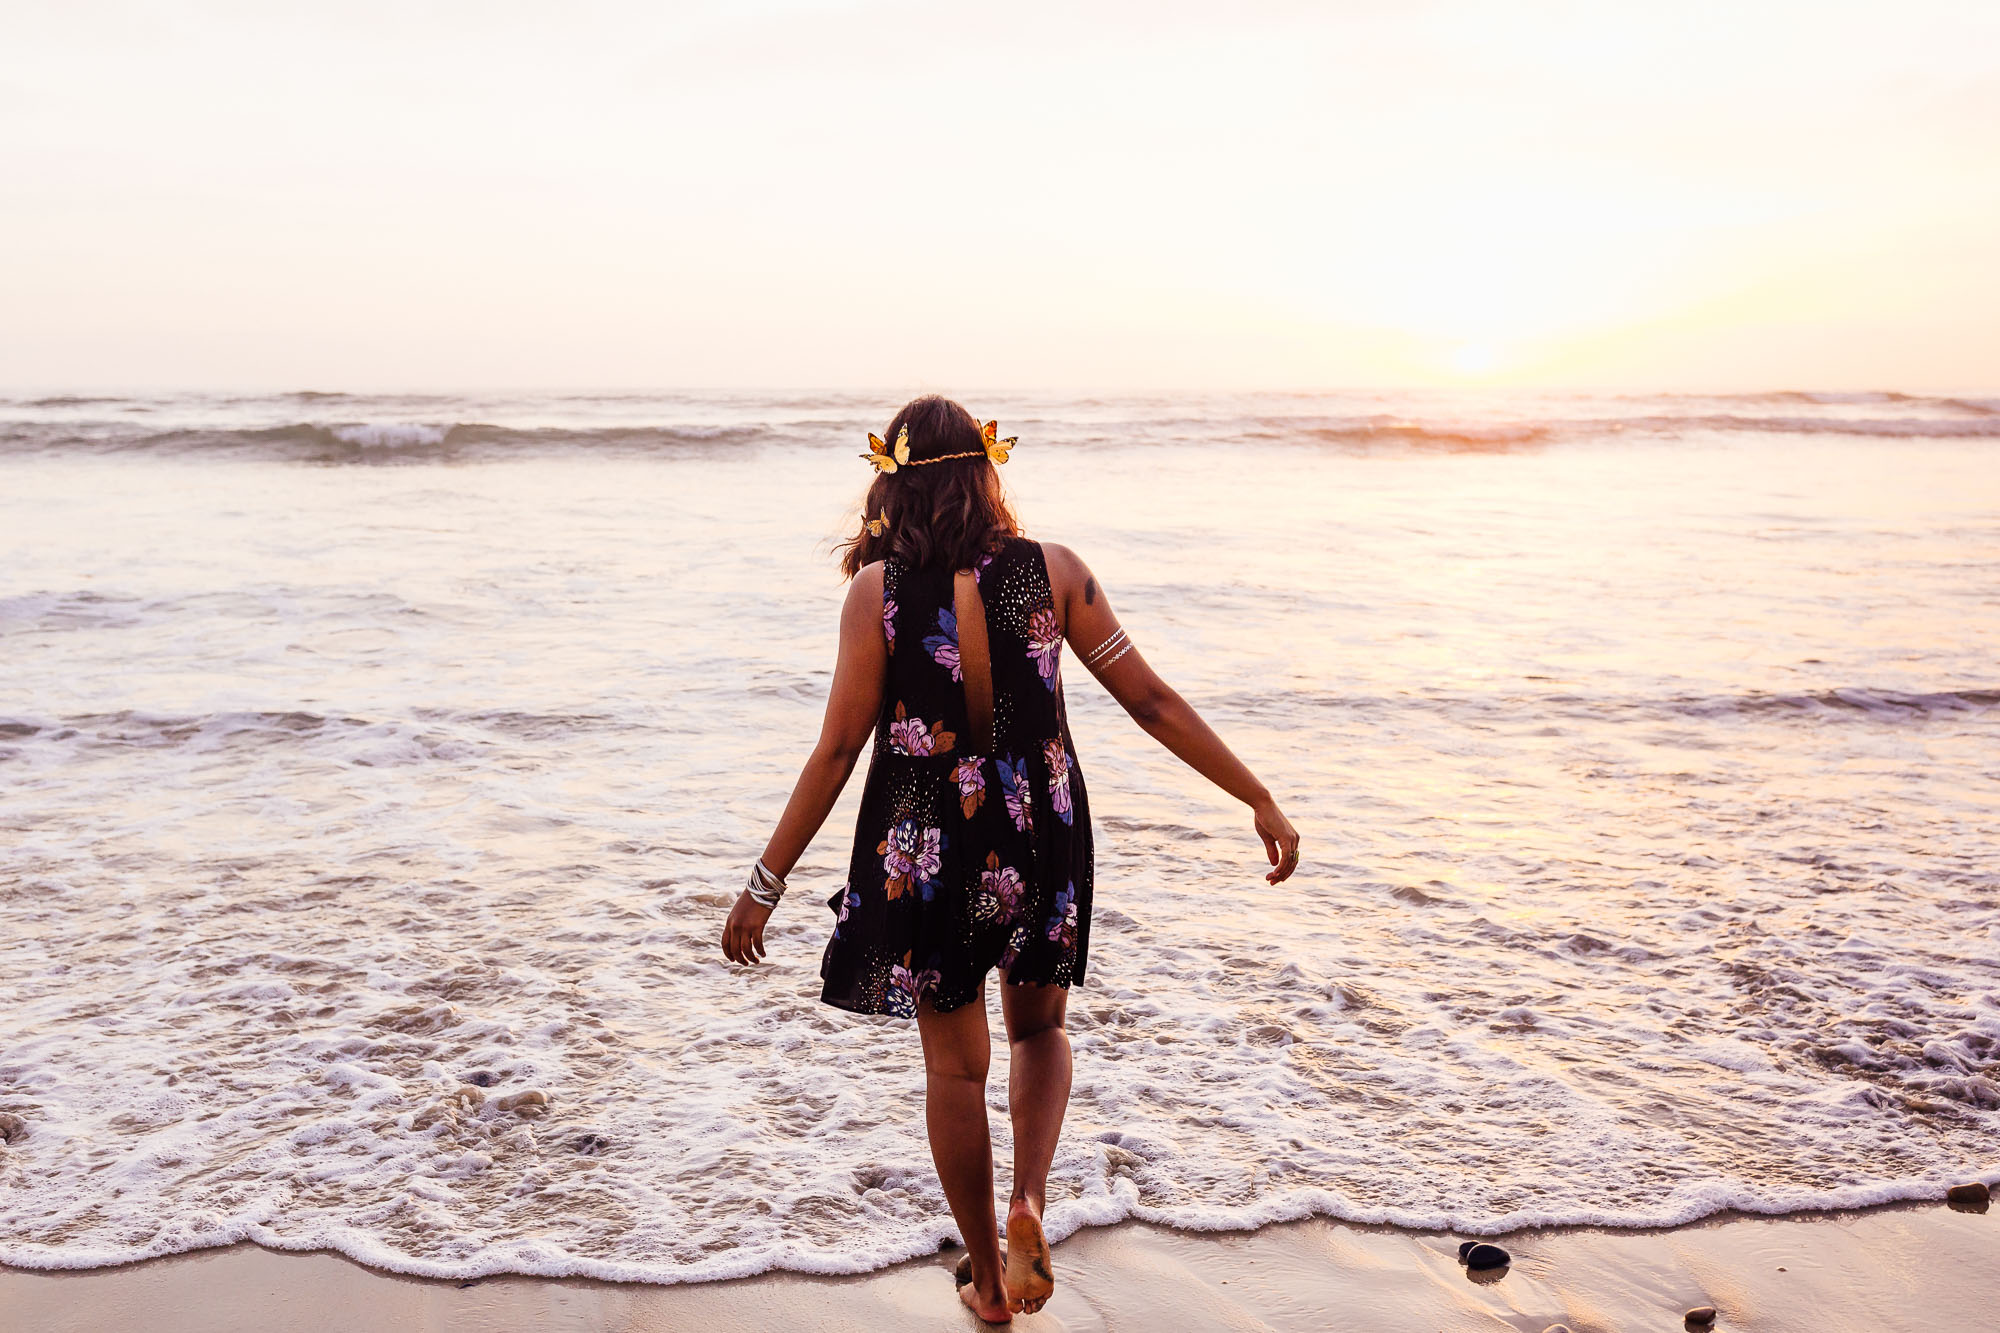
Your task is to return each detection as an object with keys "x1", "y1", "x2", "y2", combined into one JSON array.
[
  {"x1": 865, "y1": 515, "x2": 889, "y2": 536},
  {"x1": 861, "y1": 426, "x2": 911, "y2": 473},
  {"x1": 980, "y1": 420, "x2": 1016, "y2": 464}
]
